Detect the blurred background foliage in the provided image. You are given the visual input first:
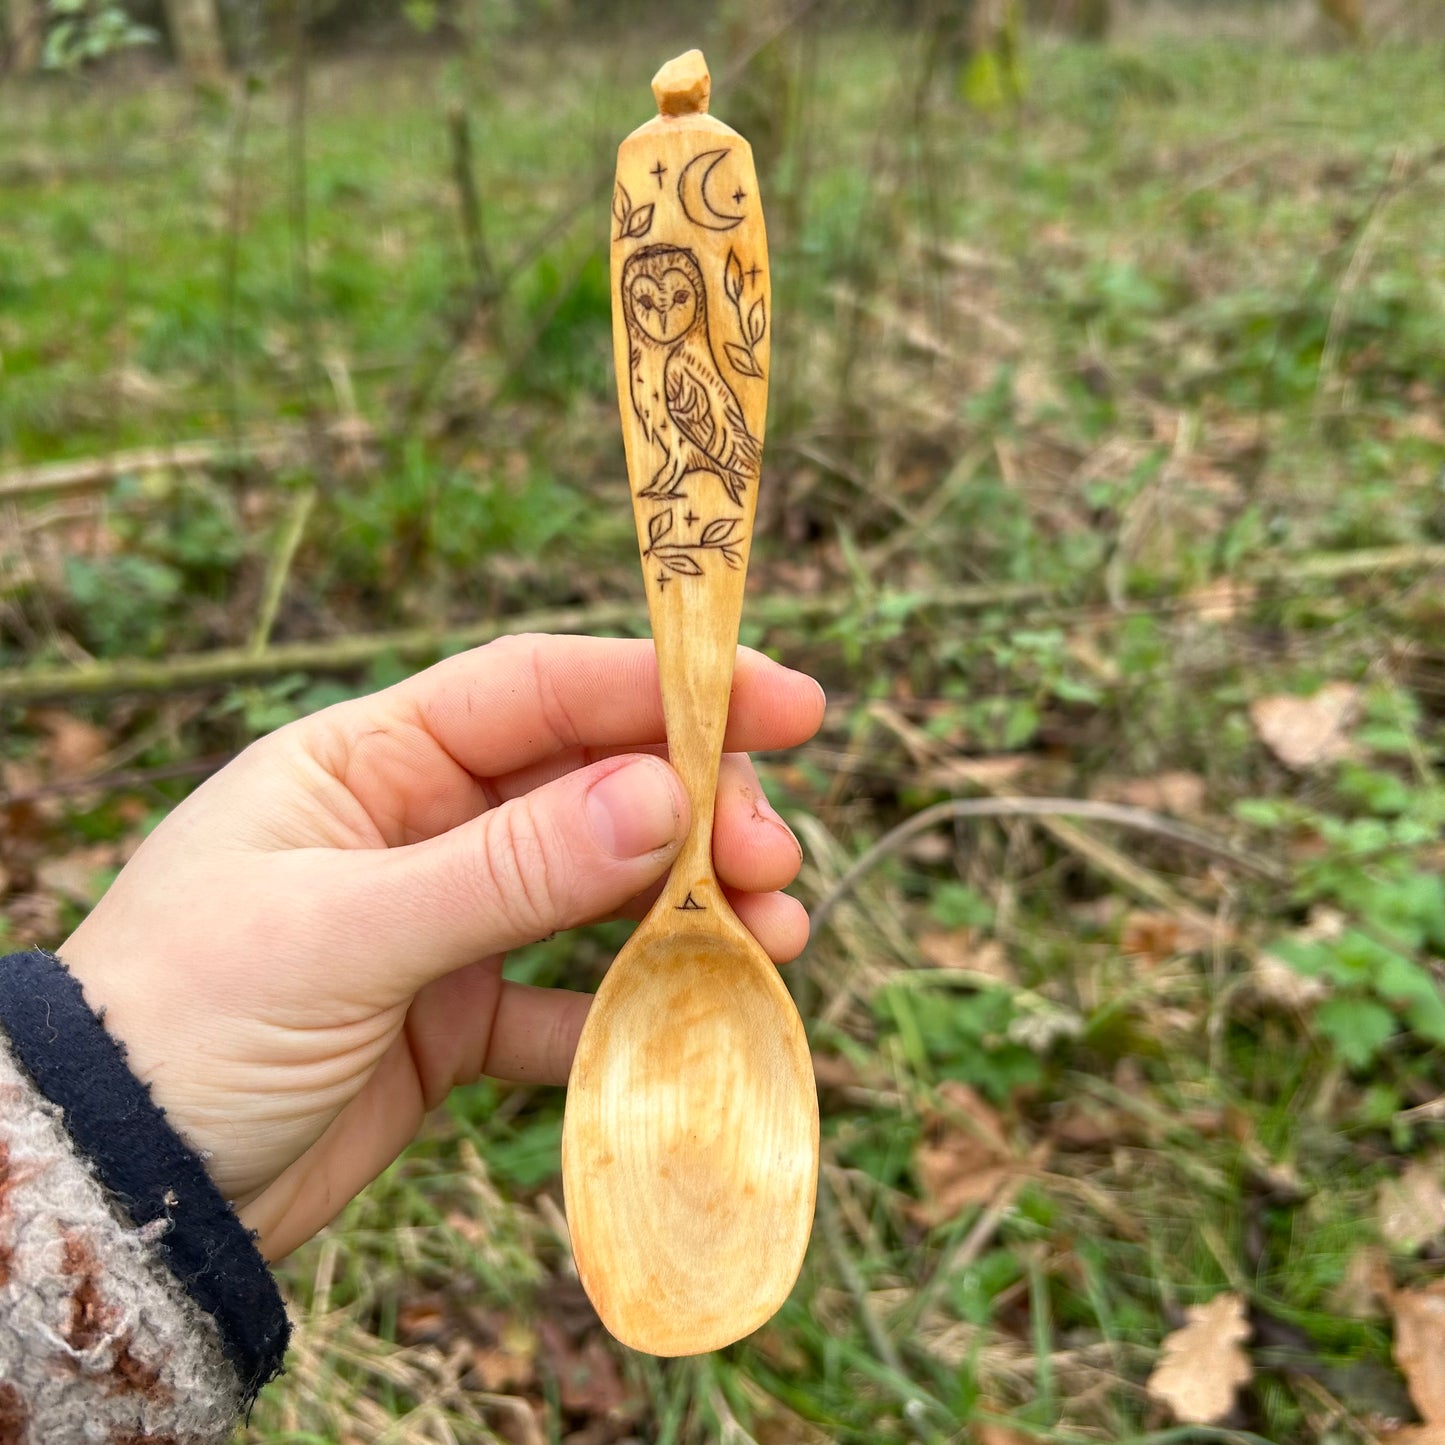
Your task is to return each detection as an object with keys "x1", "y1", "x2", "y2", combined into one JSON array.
[{"x1": 3, "y1": 0, "x2": 1445, "y2": 1441}]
